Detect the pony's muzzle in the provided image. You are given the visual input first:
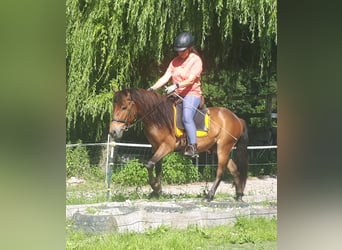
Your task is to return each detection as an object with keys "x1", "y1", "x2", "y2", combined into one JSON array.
[
  {"x1": 109, "y1": 127, "x2": 123, "y2": 139},
  {"x1": 109, "y1": 122, "x2": 125, "y2": 139}
]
